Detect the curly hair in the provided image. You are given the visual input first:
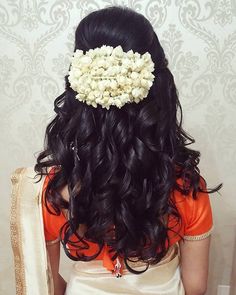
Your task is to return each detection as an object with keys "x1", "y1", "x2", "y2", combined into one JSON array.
[{"x1": 35, "y1": 6, "x2": 221, "y2": 273}]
